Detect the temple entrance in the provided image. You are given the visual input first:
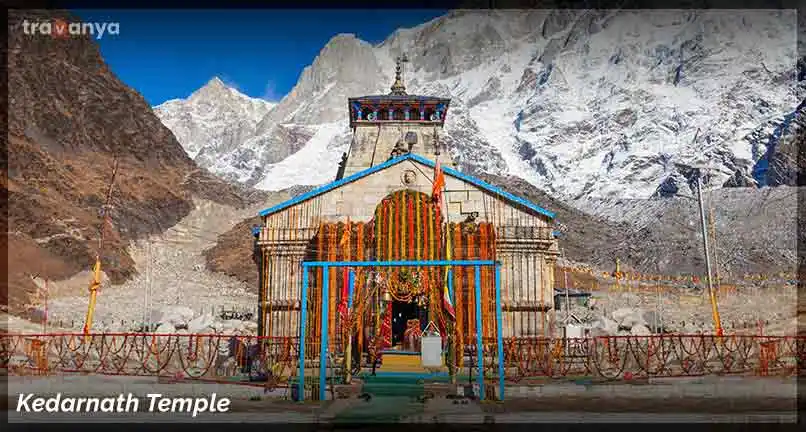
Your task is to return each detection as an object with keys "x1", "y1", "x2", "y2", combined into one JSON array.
[{"x1": 391, "y1": 301, "x2": 421, "y2": 349}]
